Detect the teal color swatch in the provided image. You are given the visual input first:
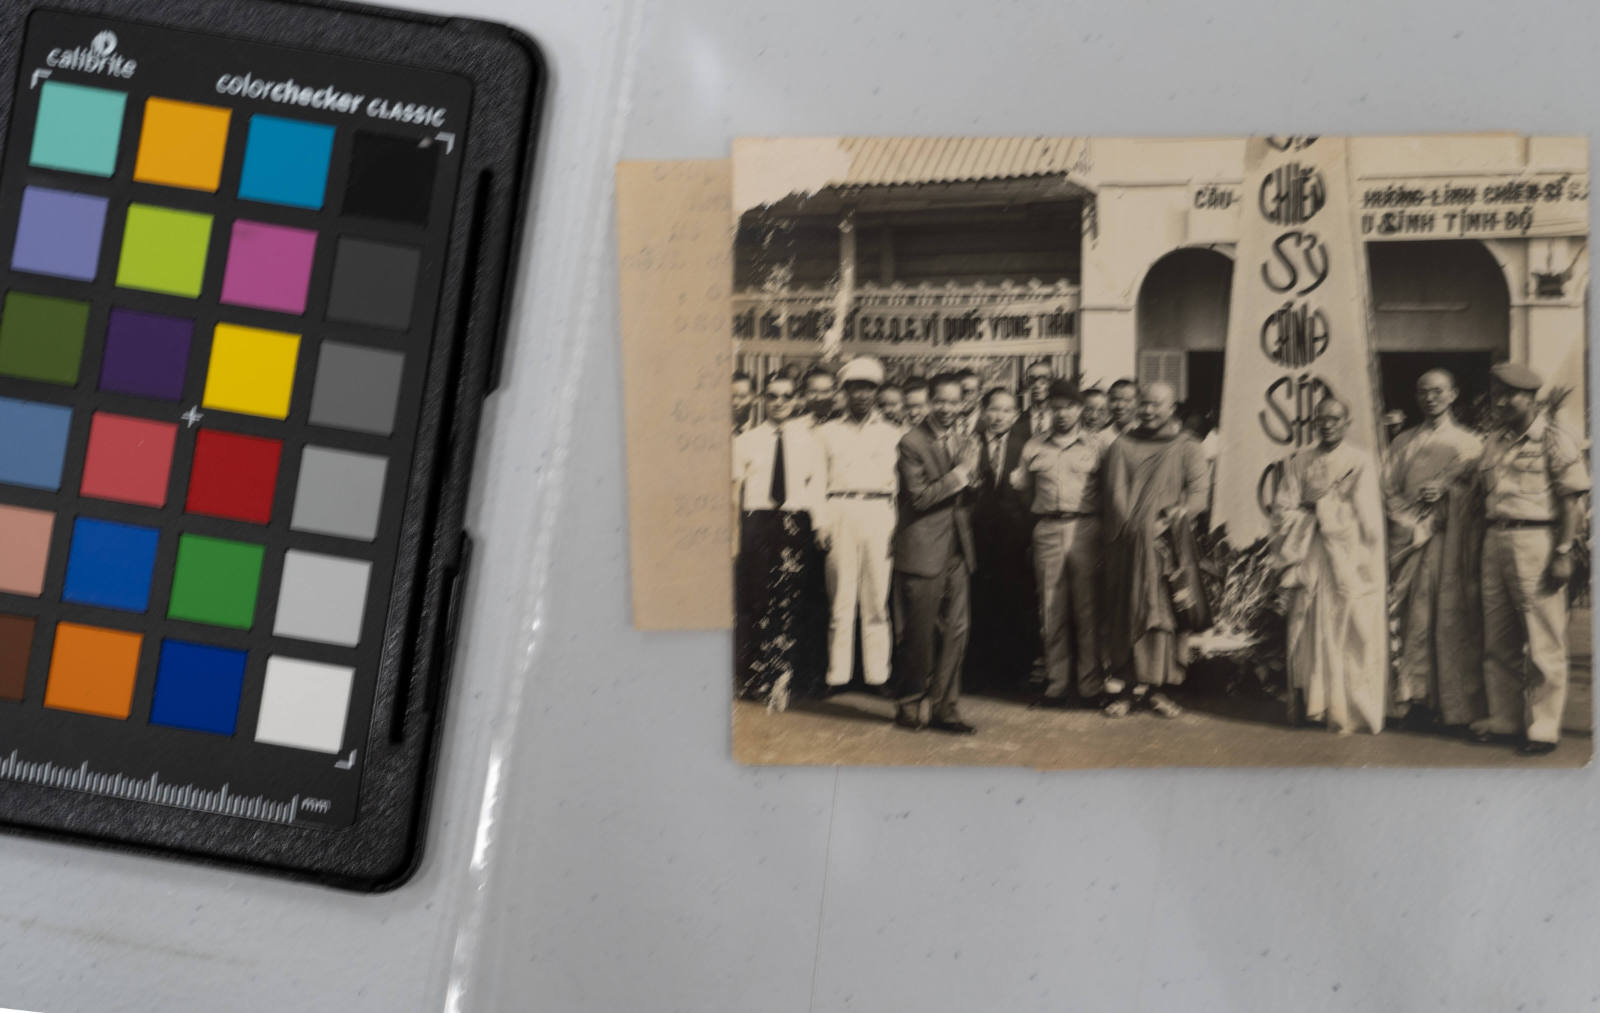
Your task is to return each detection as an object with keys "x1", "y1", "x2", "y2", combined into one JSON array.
[{"x1": 30, "y1": 81, "x2": 127, "y2": 177}]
